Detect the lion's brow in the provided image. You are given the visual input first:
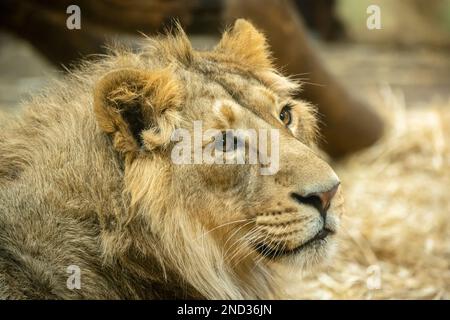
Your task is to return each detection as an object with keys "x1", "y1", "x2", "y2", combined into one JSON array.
[
  {"x1": 191, "y1": 65, "x2": 258, "y2": 109},
  {"x1": 209, "y1": 75, "x2": 283, "y2": 130}
]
